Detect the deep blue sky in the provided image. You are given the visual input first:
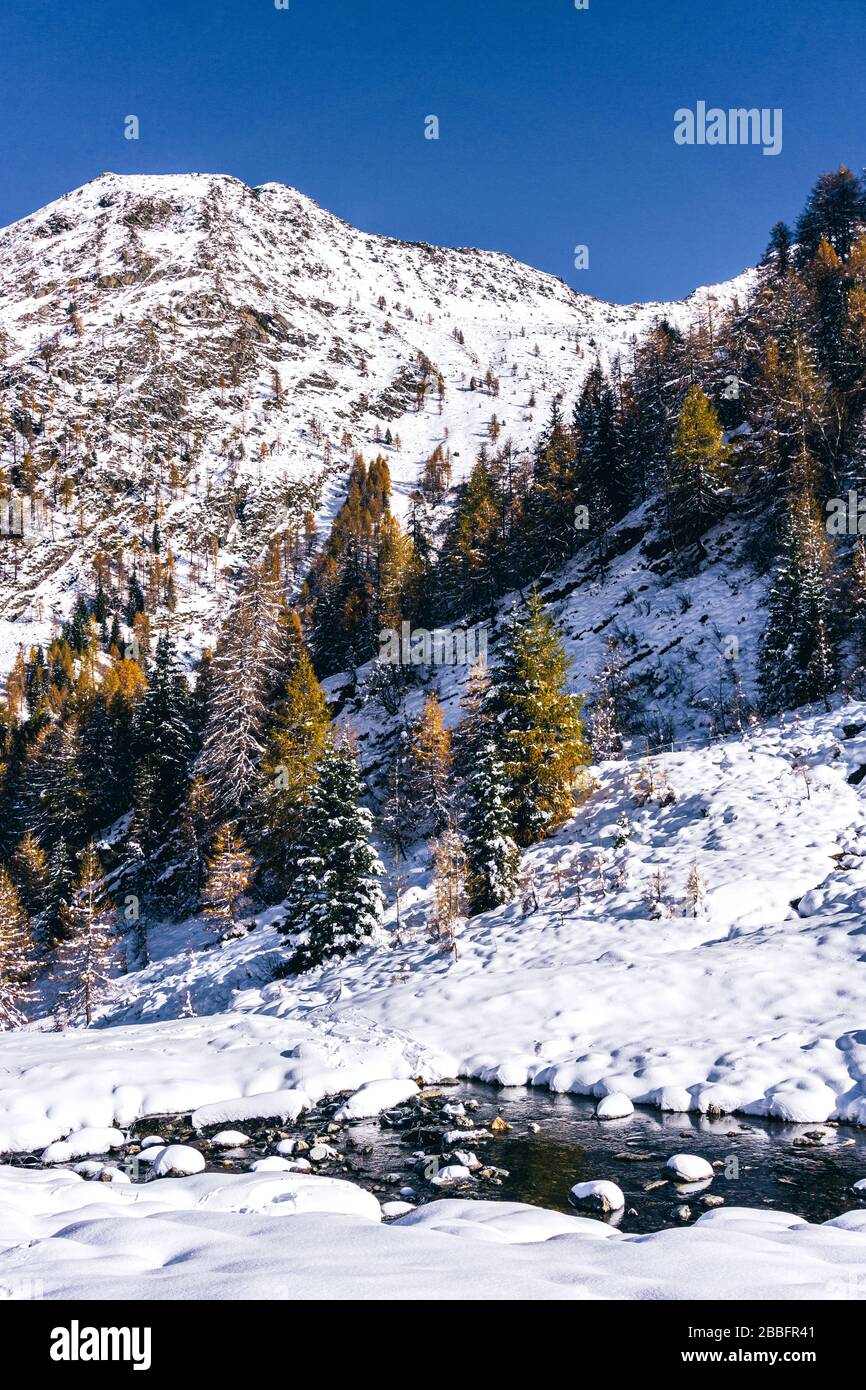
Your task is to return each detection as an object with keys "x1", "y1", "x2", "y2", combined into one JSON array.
[{"x1": 2, "y1": 0, "x2": 864, "y2": 303}]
